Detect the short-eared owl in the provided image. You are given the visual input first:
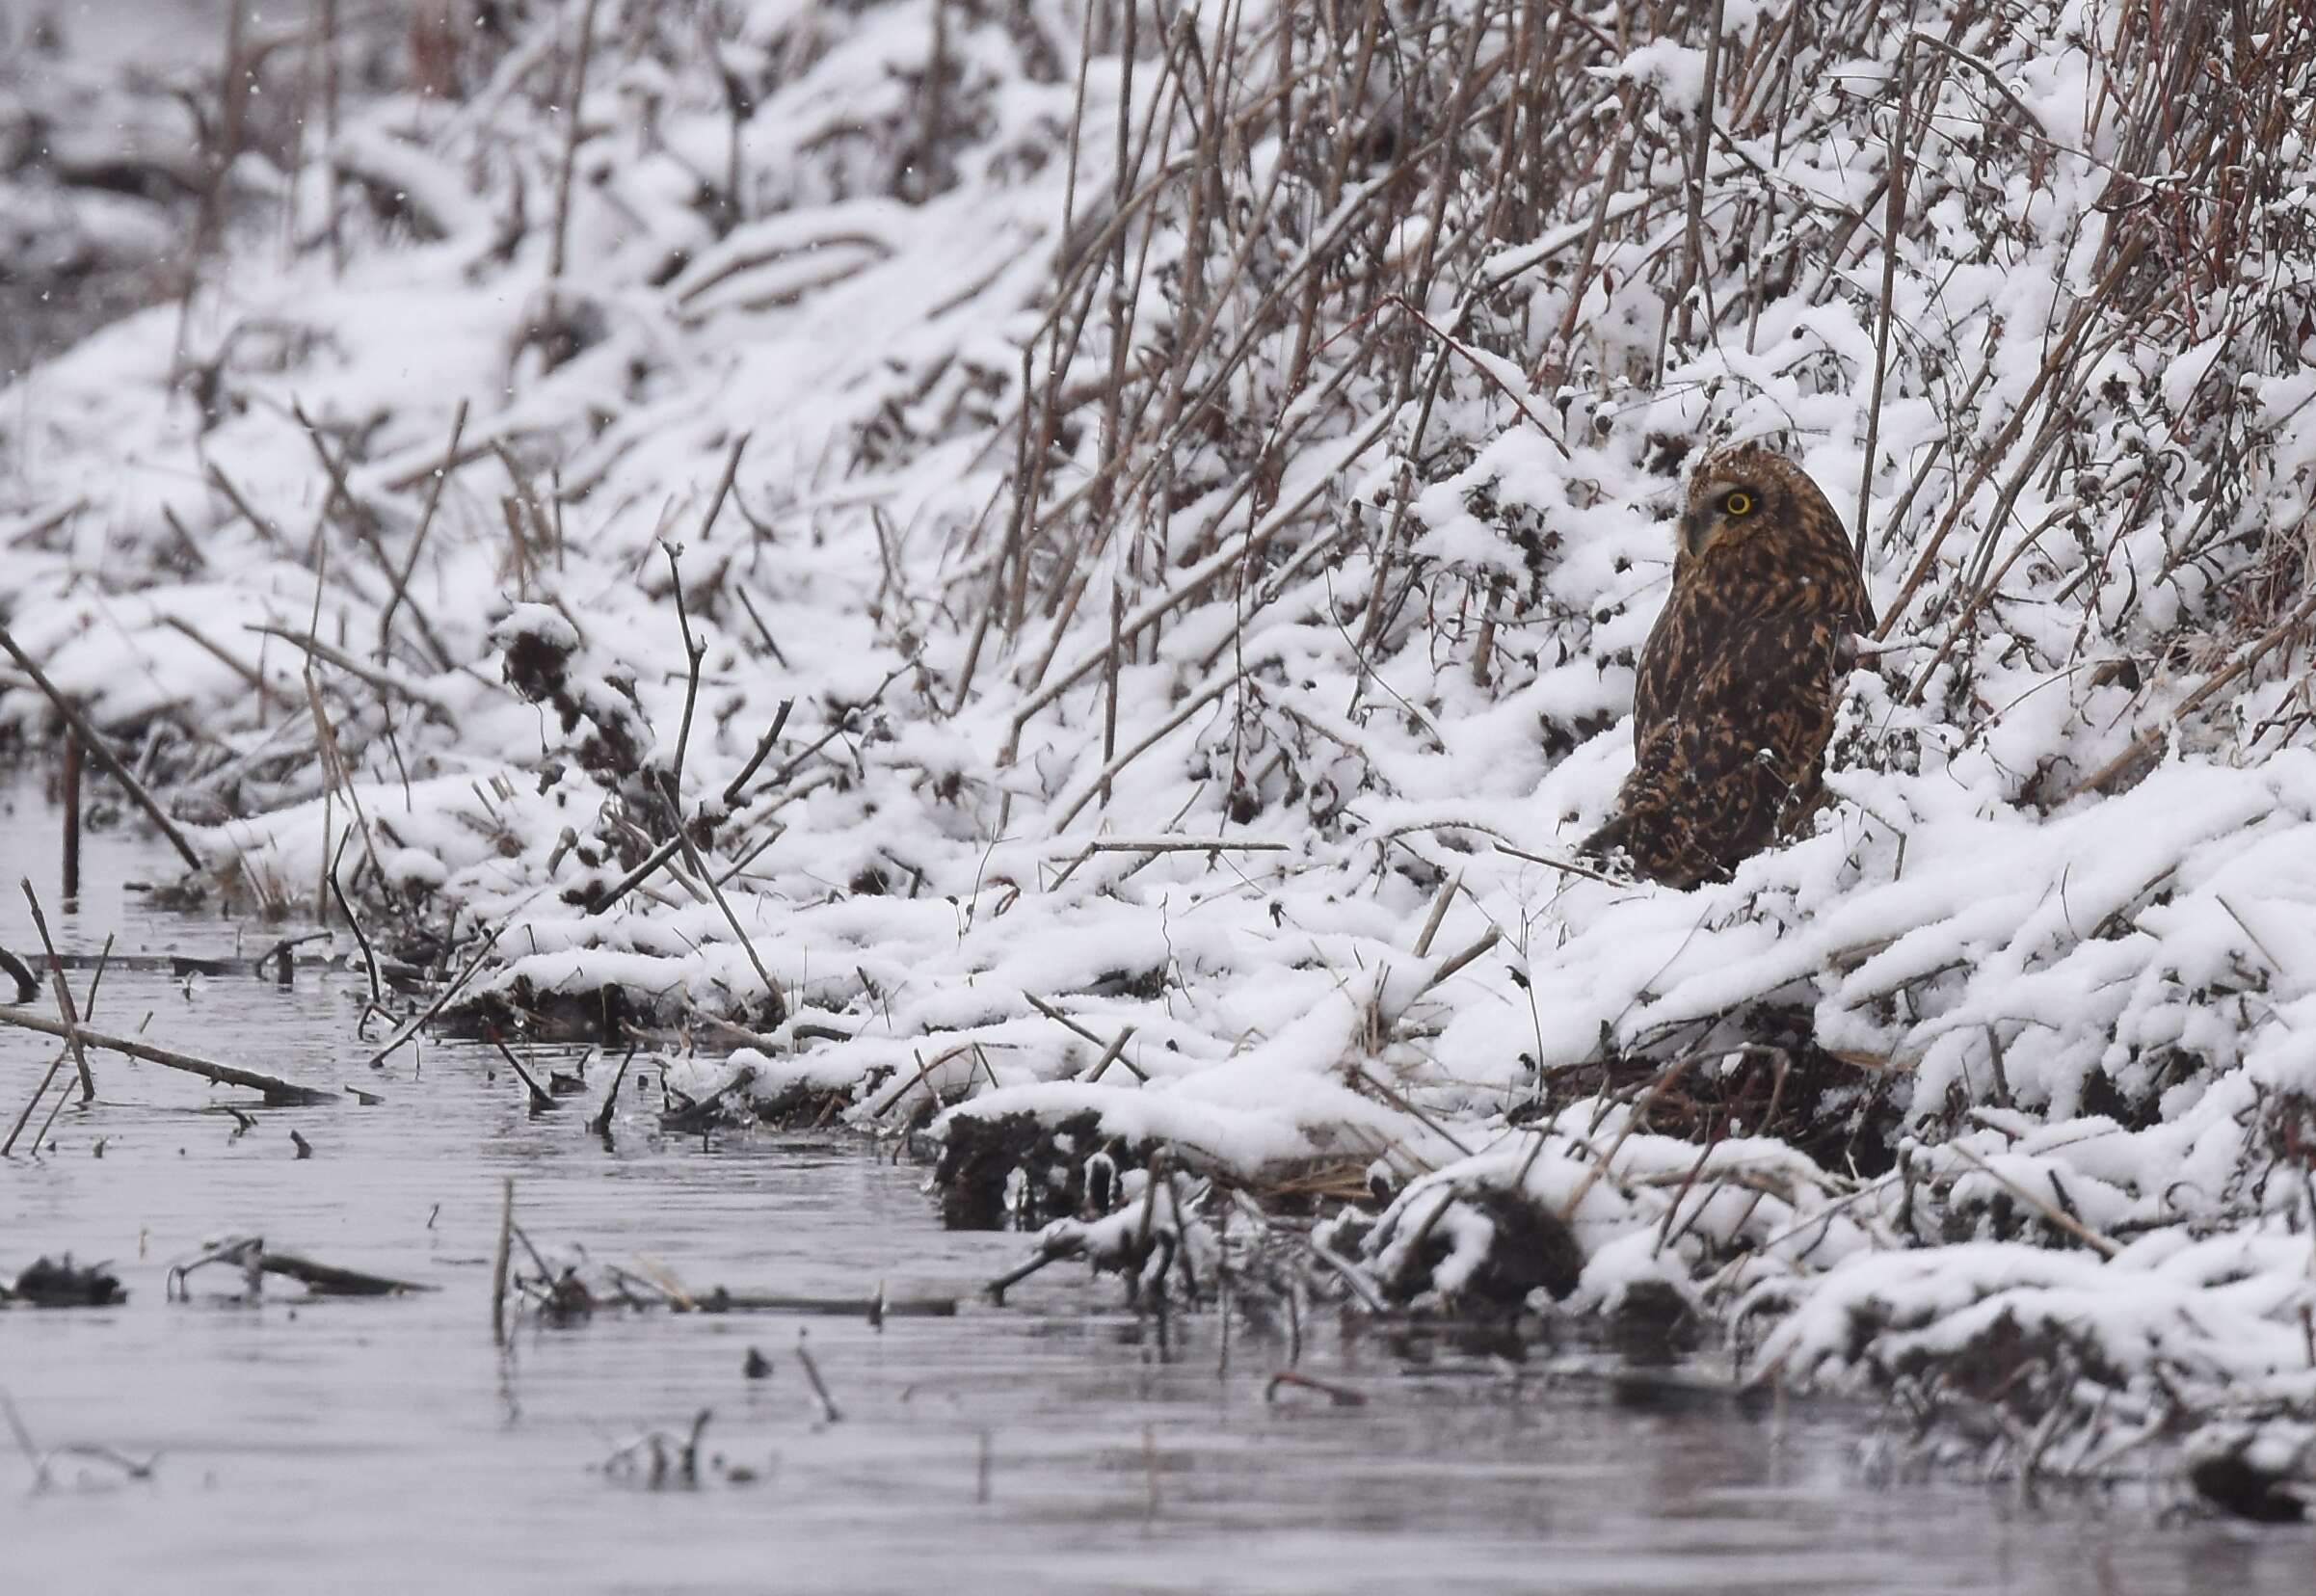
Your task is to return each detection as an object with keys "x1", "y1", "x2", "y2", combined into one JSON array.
[{"x1": 1581, "y1": 443, "x2": 1876, "y2": 888}]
